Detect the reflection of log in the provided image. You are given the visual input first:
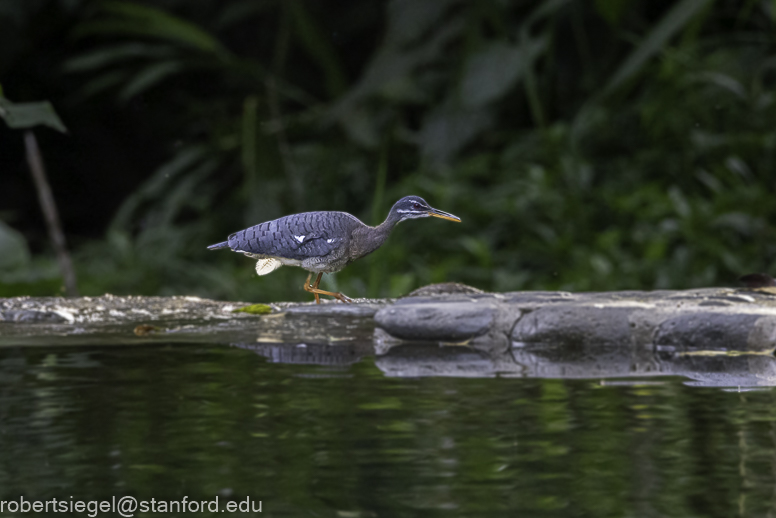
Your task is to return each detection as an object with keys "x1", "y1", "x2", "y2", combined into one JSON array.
[{"x1": 375, "y1": 342, "x2": 776, "y2": 388}]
